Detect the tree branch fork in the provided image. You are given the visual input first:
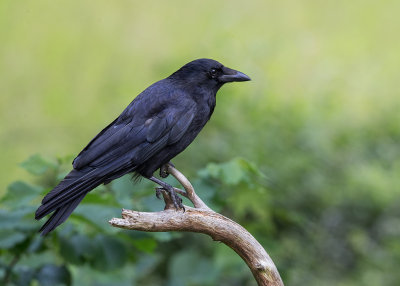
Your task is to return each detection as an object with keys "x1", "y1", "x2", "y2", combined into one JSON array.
[{"x1": 109, "y1": 165, "x2": 284, "y2": 286}]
